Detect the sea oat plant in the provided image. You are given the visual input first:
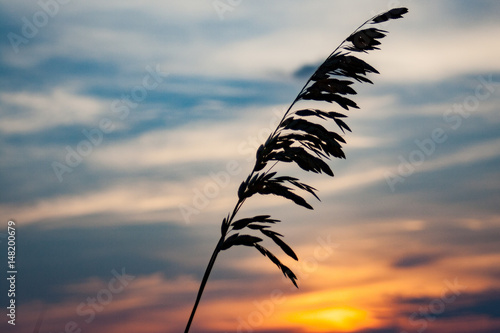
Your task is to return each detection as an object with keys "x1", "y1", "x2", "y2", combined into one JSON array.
[{"x1": 184, "y1": 7, "x2": 408, "y2": 333}]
